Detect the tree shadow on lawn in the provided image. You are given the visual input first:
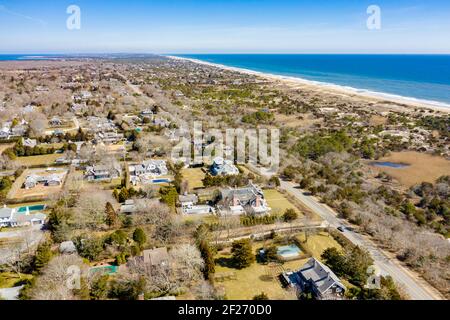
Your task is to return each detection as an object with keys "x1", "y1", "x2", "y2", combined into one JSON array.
[{"x1": 215, "y1": 257, "x2": 239, "y2": 269}]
